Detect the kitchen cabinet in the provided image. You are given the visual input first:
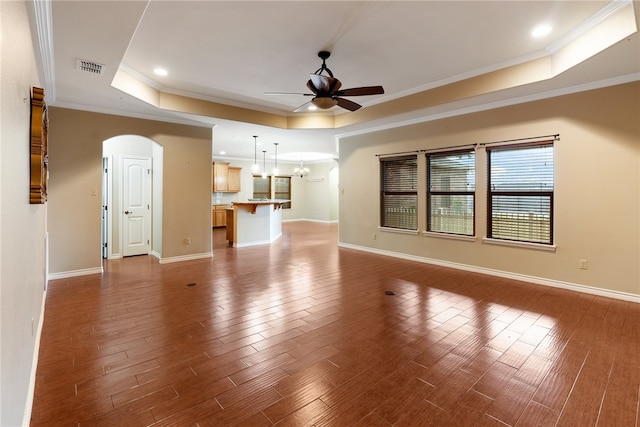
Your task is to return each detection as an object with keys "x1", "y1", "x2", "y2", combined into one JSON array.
[
  {"x1": 227, "y1": 201, "x2": 286, "y2": 247},
  {"x1": 212, "y1": 204, "x2": 230, "y2": 227},
  {"x1": 212, "y1": 162, "x2": 241, "y2": 192},
  {"x1": 225, "y1": 208, "x2": 234, "y2": 243},
  {"x1": 212, "y1": 162, "x2": 229, "y2": 192},
  {"x1": 228, "y1": 167, "x2": 241, "y2": 192}
]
